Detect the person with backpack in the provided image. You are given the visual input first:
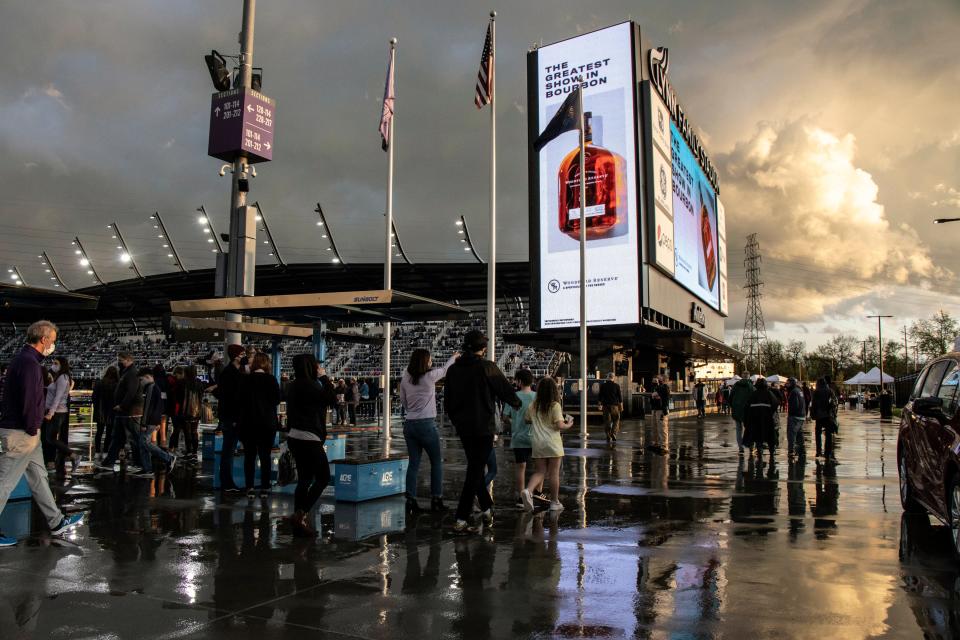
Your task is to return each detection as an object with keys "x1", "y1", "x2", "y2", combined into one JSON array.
[
  {"x1": 138, "y1": 368, "x2": 176, "y2": 475},
  {"x1": 284, "y1": 354, "x2": 337, "y2": 537},
  {"x1": 172, "y1": 366, "x2": 204, "y2": 463},
  {"x1": 729, "y1": 375, "x2": 755, "y2": 454},
  {"x1": 811, "y1": 376, "x2": 839, "y2": 463}
]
